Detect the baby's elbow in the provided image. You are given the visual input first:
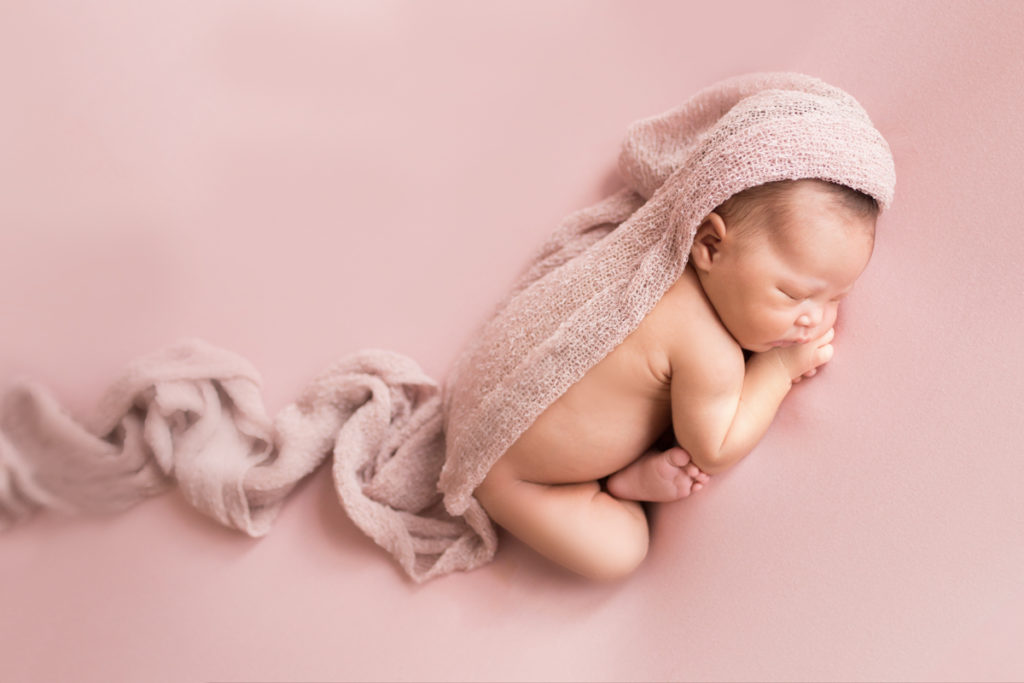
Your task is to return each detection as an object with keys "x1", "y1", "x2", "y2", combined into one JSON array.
[
  {"x1": 676, "y1": 438, "x2": 725, "y2": 476},
  {"x1": 671, "y1": 419, "x2": 731, "y2": 477},
  {"x1": 690, "y1": 449, "x2": 728, "y2": 476}
]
